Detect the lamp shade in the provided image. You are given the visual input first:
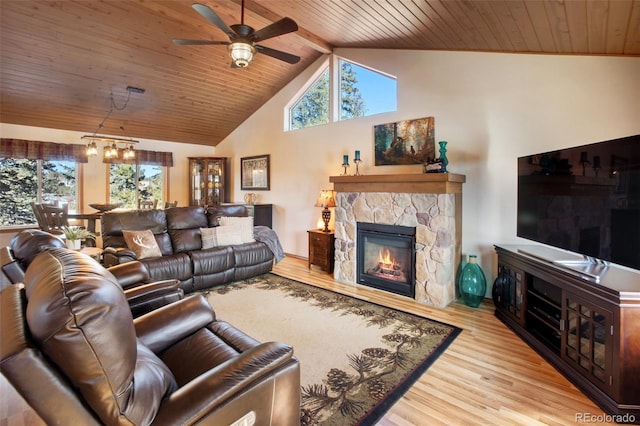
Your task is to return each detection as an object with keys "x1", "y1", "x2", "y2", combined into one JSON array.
[
  {"x1": 228, "y1": 42, "x2": 255, "y2": 68},
  {"x1": 315, "y1": 190, "x2": 336, "y2": 208}
]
